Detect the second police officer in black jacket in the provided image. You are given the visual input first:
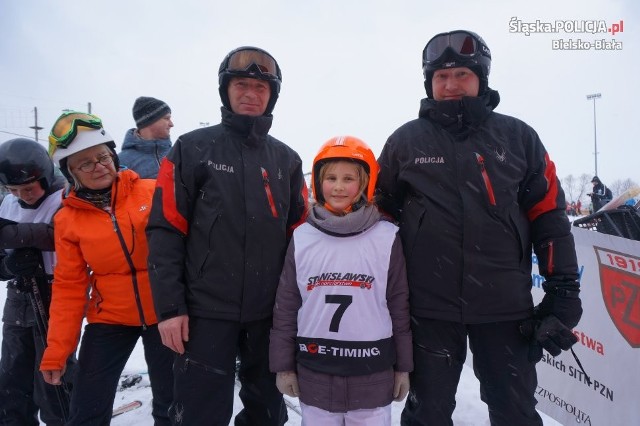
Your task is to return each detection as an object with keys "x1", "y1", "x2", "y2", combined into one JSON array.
[
  {"x1": 146, "y1": 46, "x2": 308, "y2": 425},
  {"x1": 376, "y1": 30, "x2": 582, "y2": 425}
]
